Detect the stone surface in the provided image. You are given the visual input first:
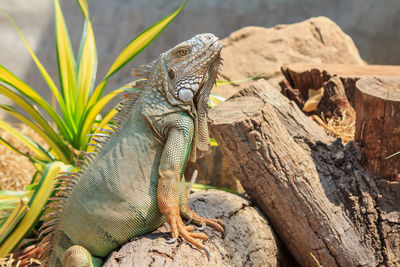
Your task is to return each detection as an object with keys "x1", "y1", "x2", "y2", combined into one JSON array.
[
  {"x1": 215, "y1": 17, "x2": 364, "y2": 98},
  {"x1": 103, "y1": 190, "x2": 296, "y2": 267}
]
